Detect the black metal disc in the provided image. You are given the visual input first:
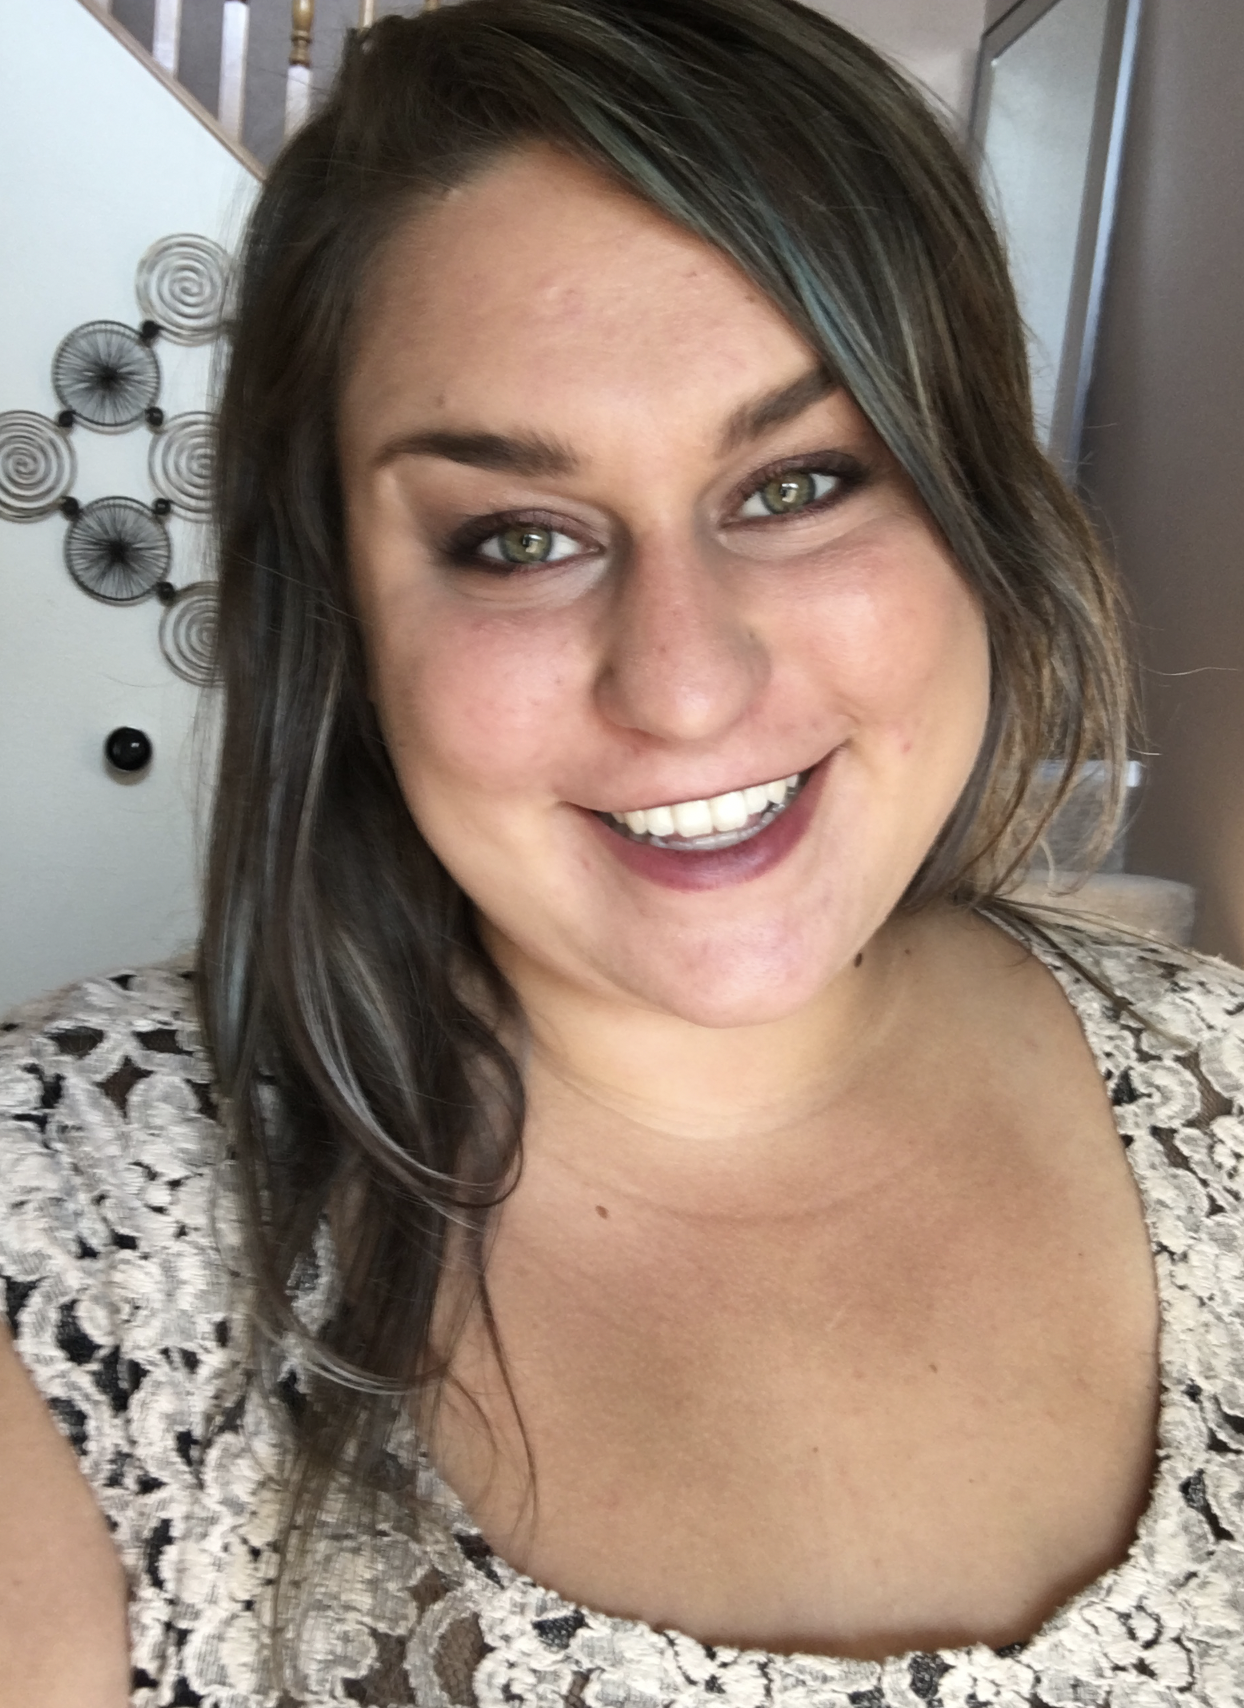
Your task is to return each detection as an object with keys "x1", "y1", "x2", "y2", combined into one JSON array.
[
  {"x1": 64, "y1": 496, "x2": 171, "y2": 603},
  {"x1": 51, "y1": 321, "x2": 160, "y2": 433}
]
